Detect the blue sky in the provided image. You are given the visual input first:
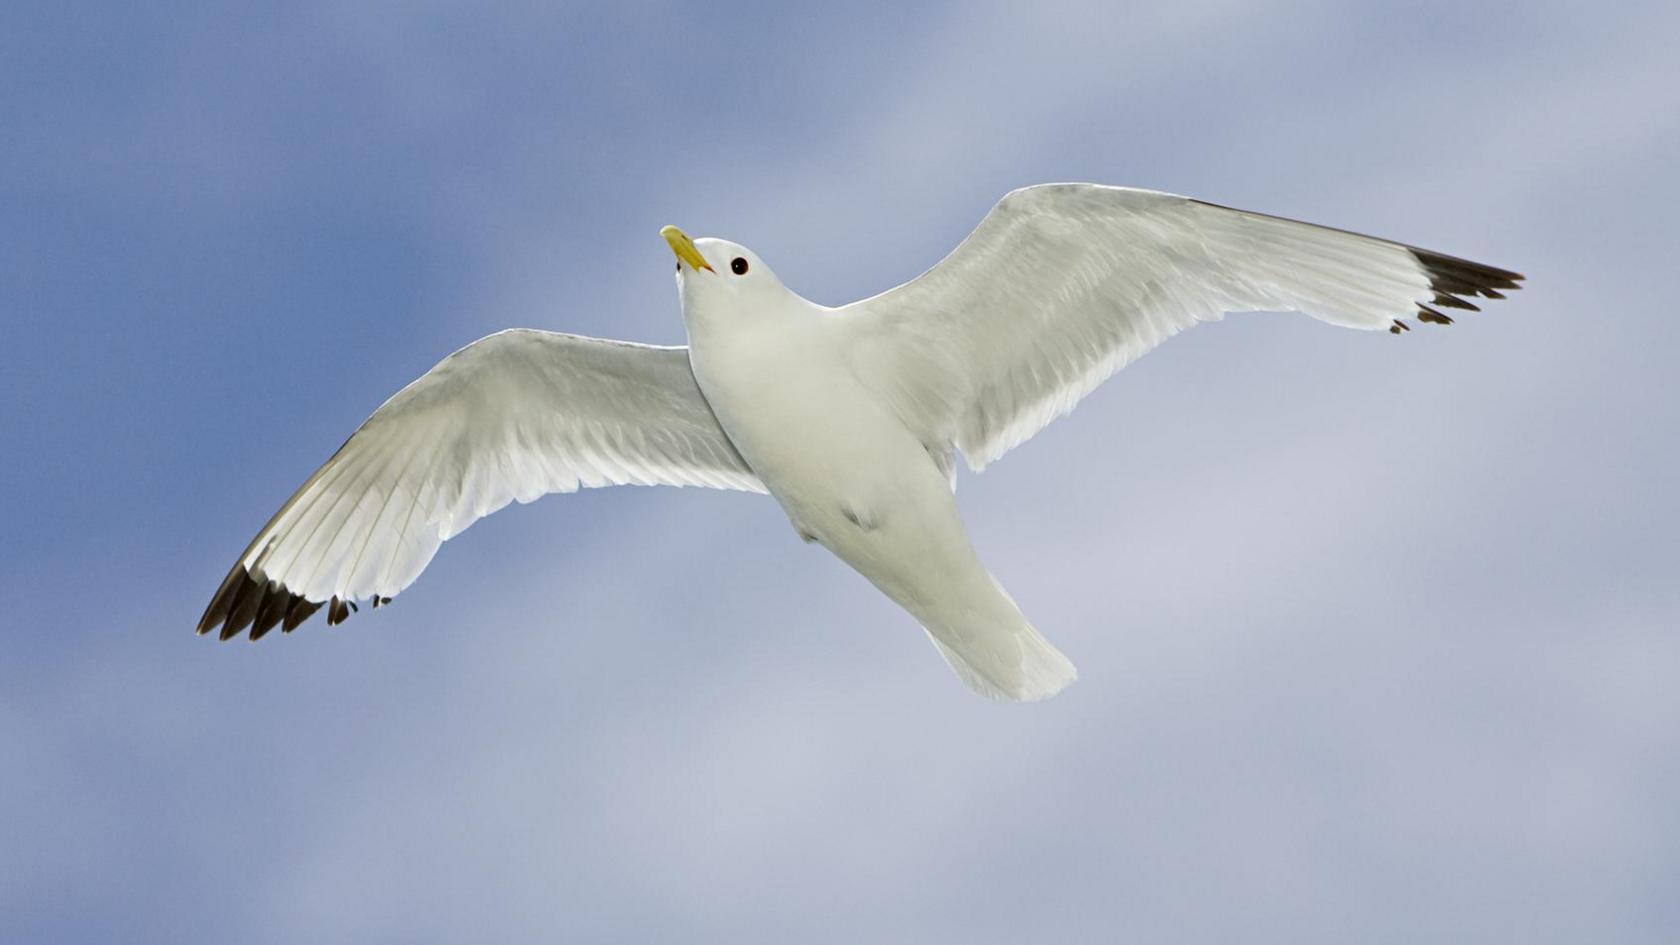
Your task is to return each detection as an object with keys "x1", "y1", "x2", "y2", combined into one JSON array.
[{"x1": 3, "y1": 1, "x2": 1677, "y2": 941}]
